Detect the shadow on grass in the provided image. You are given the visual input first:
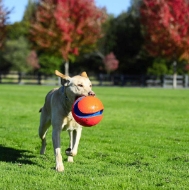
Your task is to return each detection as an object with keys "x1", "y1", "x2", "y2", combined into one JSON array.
[{"x1": 0, "y1": 145, "x2": 36, "y2": 165}]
